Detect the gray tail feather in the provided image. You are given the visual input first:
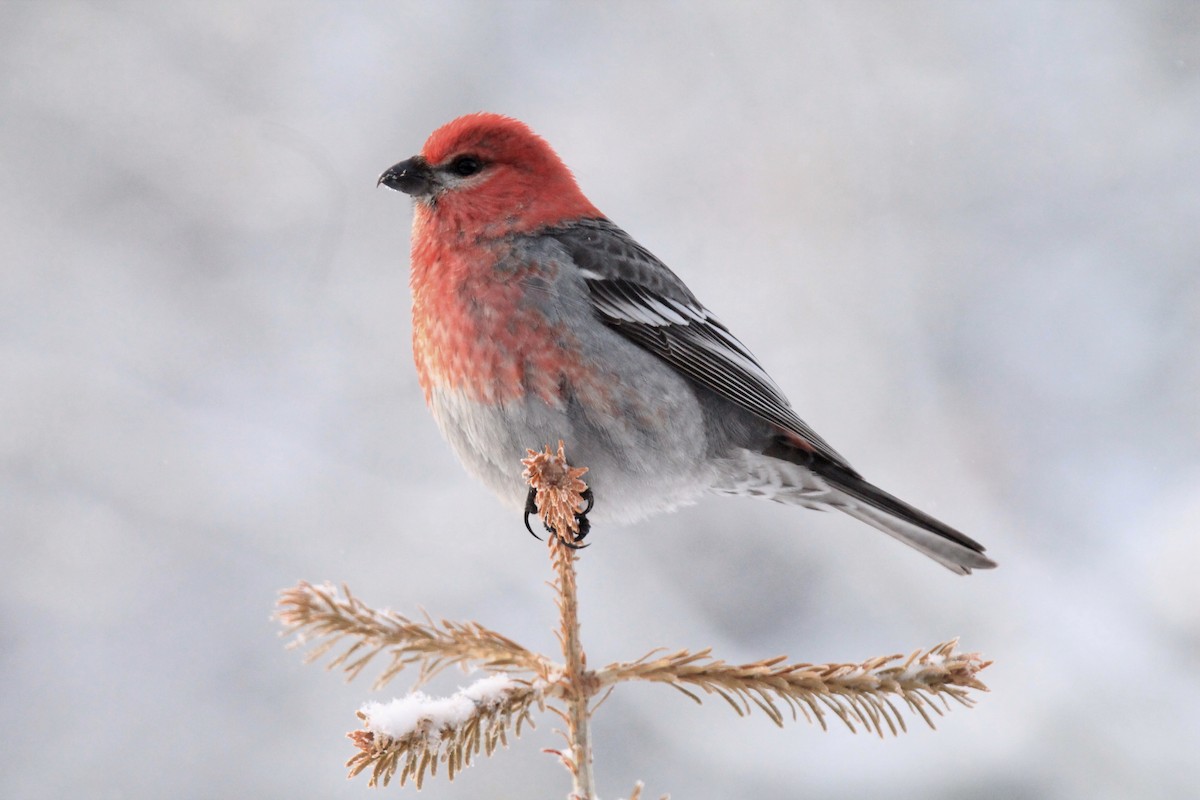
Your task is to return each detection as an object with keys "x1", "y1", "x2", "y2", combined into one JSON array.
[
  {"x1": 813, "y1": 462, "x2": 997, "y2": 575},
  {"x1": 836, "y1": 503, "x2": 995, "y2": 575}
]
